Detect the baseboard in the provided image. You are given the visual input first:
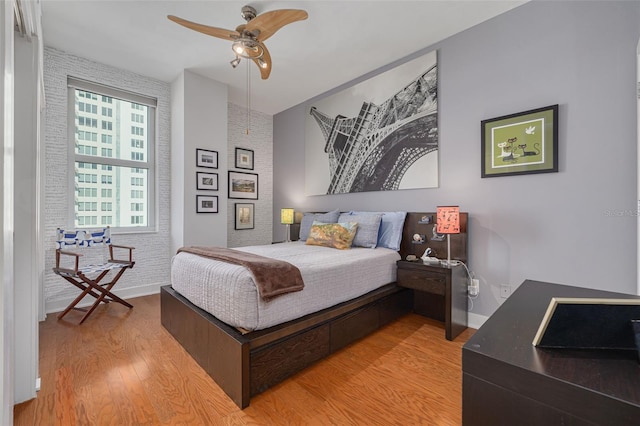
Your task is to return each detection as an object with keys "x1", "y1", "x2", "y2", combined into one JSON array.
[
  {"x1": 44, "y1": 281, "x2": 167, "y2": 315},
  {"x1": 468, "y1": 312, "x2": 489, "y2": 330}
]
